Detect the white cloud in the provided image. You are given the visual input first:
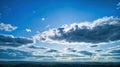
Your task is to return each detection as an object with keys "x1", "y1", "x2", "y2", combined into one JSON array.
[
  {"x1": 33, "y1": 16, "x2": 120, "y2": 44},
  {"x1": 26, "y1": 28, "x2": 31, "y2": 32},
  {"x1": 45, "y1": 24, "x2": 50, "y2": 28},
  {"x1": 0, "y1": 23, "x2": 17, "y2": 32},
  {"x1": 116, "y1": 2, "x2": 120, "y2": 9},
  {"x1": 41, "y1": 17, "x2": 45, "y2": 21},
  {"x1": 0, "y1": 44, "x2": 119, "y2": 62}
]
